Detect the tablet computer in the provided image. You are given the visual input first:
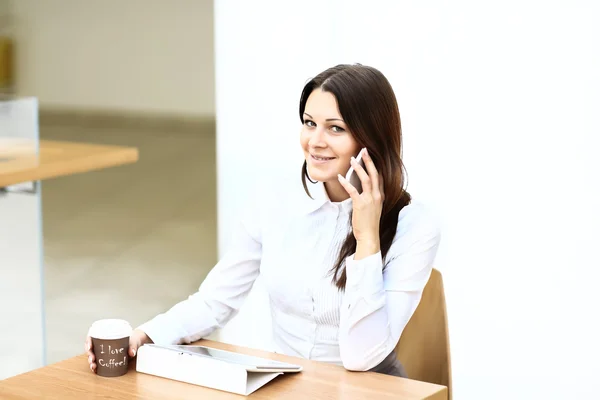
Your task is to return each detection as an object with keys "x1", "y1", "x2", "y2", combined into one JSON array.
[{"x1": 147, "y1": 344, "x2": 303, "y2": 373}]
